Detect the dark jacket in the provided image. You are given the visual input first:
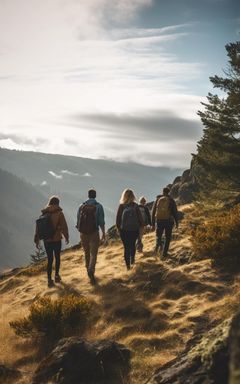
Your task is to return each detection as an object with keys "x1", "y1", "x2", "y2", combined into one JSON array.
[
  {"x1": 151, "y1": 195, "x2": 178, "y2": 226},
  {"x1": 116, "y1": 202, "x2": 144, "y2": 231},
  {"x1": 138, "y1": 204, "x2": 151, "y2": 226}
]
